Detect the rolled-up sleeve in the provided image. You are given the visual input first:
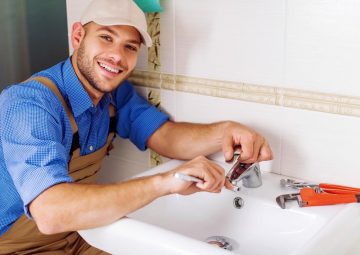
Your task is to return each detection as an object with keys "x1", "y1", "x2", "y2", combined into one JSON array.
[
  {"x1": 114, "y1": 81, "x2": 169, "y2": 150},
  {"x1": 0, "y1": 88, "x2": 73, "y2": 218}
]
